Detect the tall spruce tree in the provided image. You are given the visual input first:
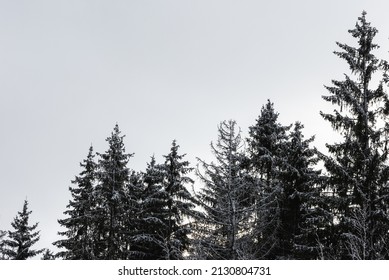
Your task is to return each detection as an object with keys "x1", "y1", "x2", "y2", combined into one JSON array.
[
  {"x1": 194, "y1": 120, "x2": 254, "y2": 259},
  {"x1": 160, "y1": 140, "x2": 197, "y2": 259},
  {"x1": 3, "y1": 200, "x2": 43, "y2": 260},
  {"x1": 95, "y1": 124, "x2": 134, "y2": 259},
  {"x1": 247, "y1": 103, "x2": 326, "y2": 259},
  {"x1": 246, "y1": 100, "x2": 291, "y2": 259},
  {"x1": 54, "y1": 145, "x2": 97, "y2": 259},
  {"x1": 319, "y1": 11, "x2": 389, "y2": 259}
]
